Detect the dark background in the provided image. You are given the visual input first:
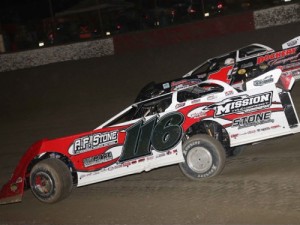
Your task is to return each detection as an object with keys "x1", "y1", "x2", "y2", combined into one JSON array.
[{"x1": 0, "y1": 0, "x2": 298, "y2": 52}]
